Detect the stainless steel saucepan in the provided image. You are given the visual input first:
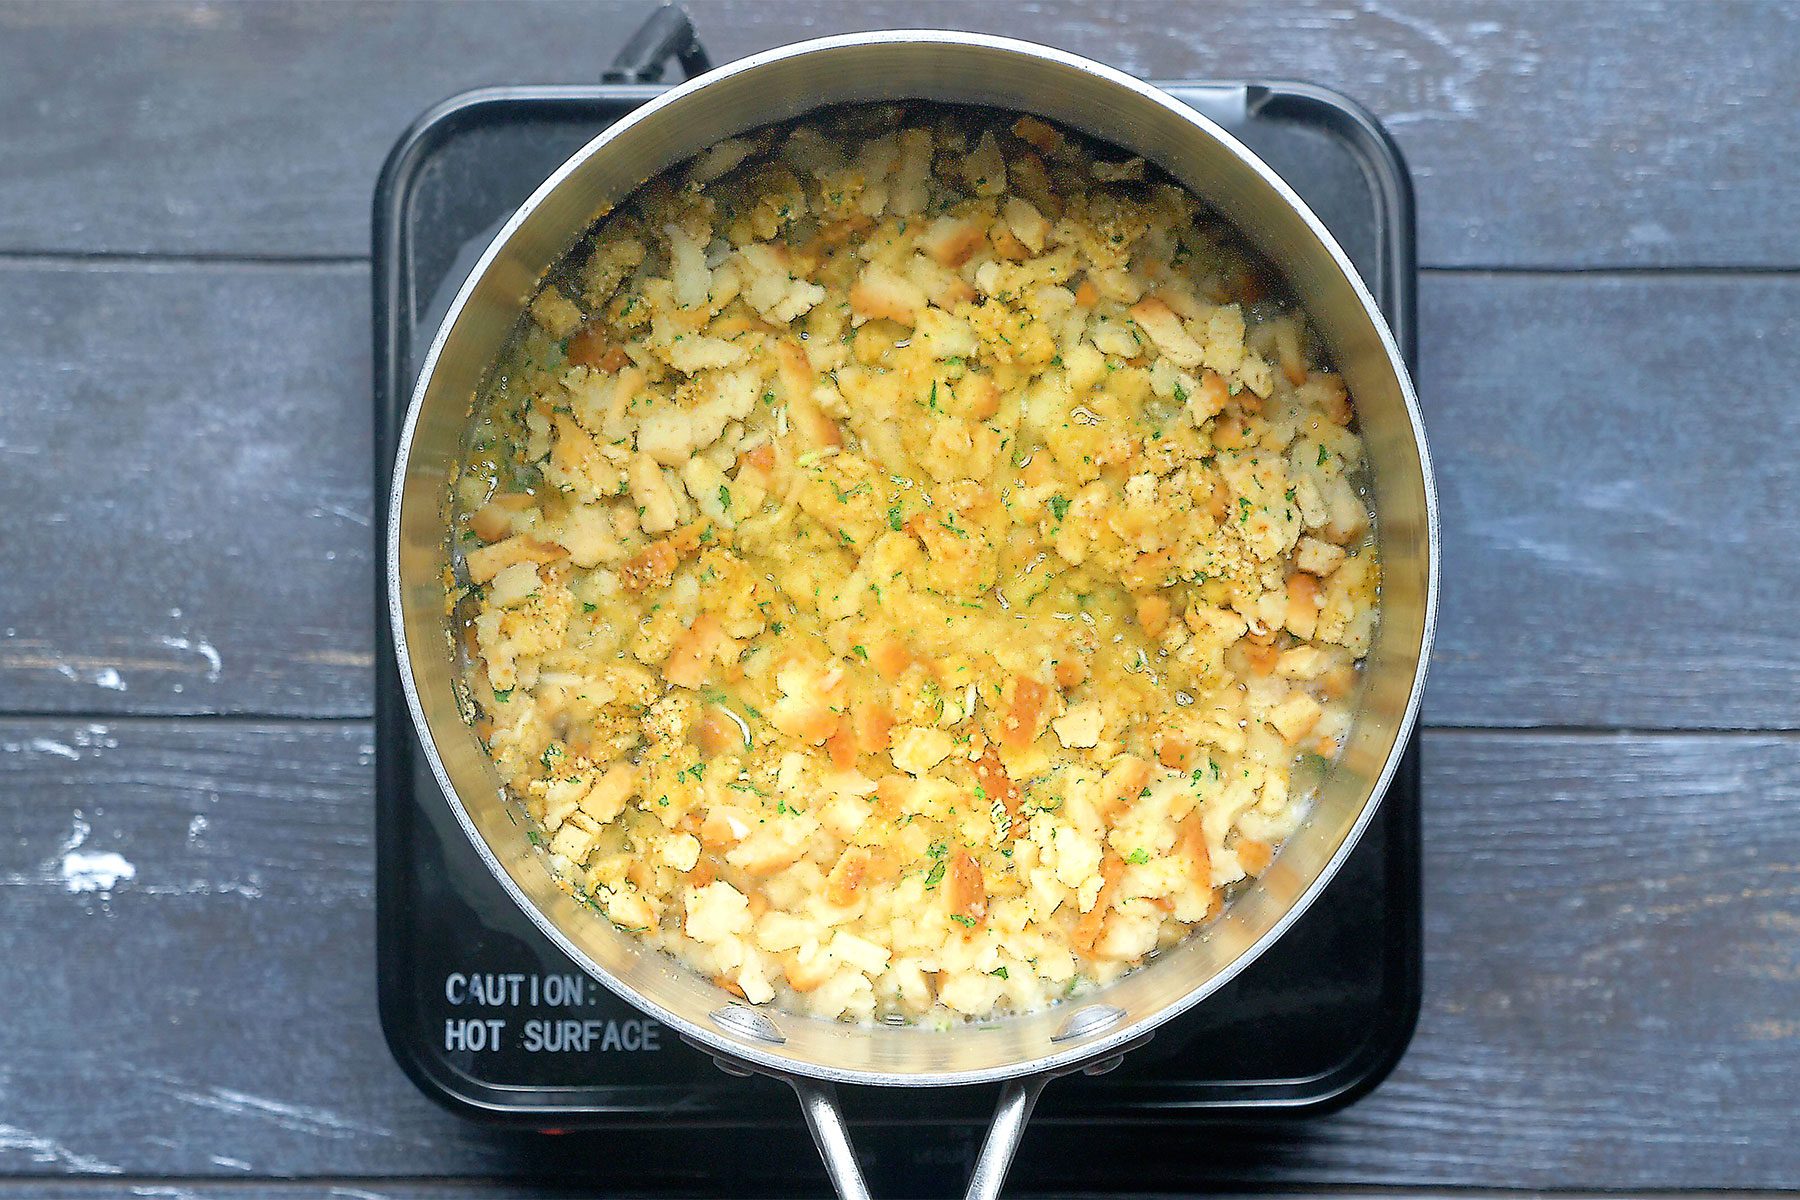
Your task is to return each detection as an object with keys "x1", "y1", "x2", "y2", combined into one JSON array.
[{"x1": 387, "y1": 31, "x2": 1437, "y2": 1199}]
